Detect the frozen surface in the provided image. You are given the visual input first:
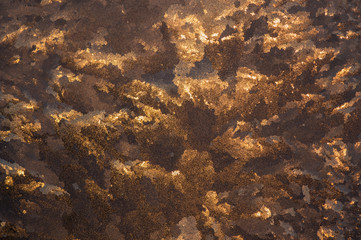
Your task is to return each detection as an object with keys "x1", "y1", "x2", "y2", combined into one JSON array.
[{"x1": 1, "y1": 0, "x2": 361, "y2": 239}]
